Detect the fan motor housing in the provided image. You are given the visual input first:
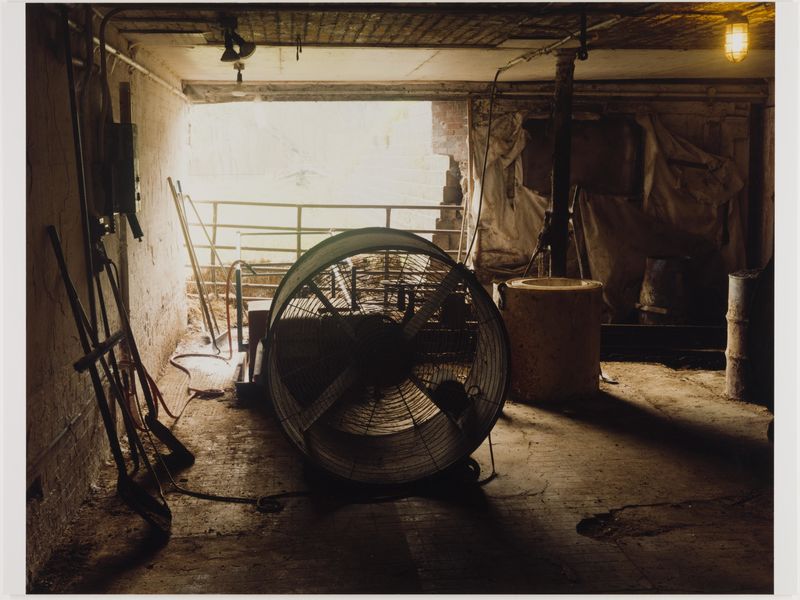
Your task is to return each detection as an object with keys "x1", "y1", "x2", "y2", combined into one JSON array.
[{"x1": 352, "y1": 315, "x2": 414, "y2": 388}]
